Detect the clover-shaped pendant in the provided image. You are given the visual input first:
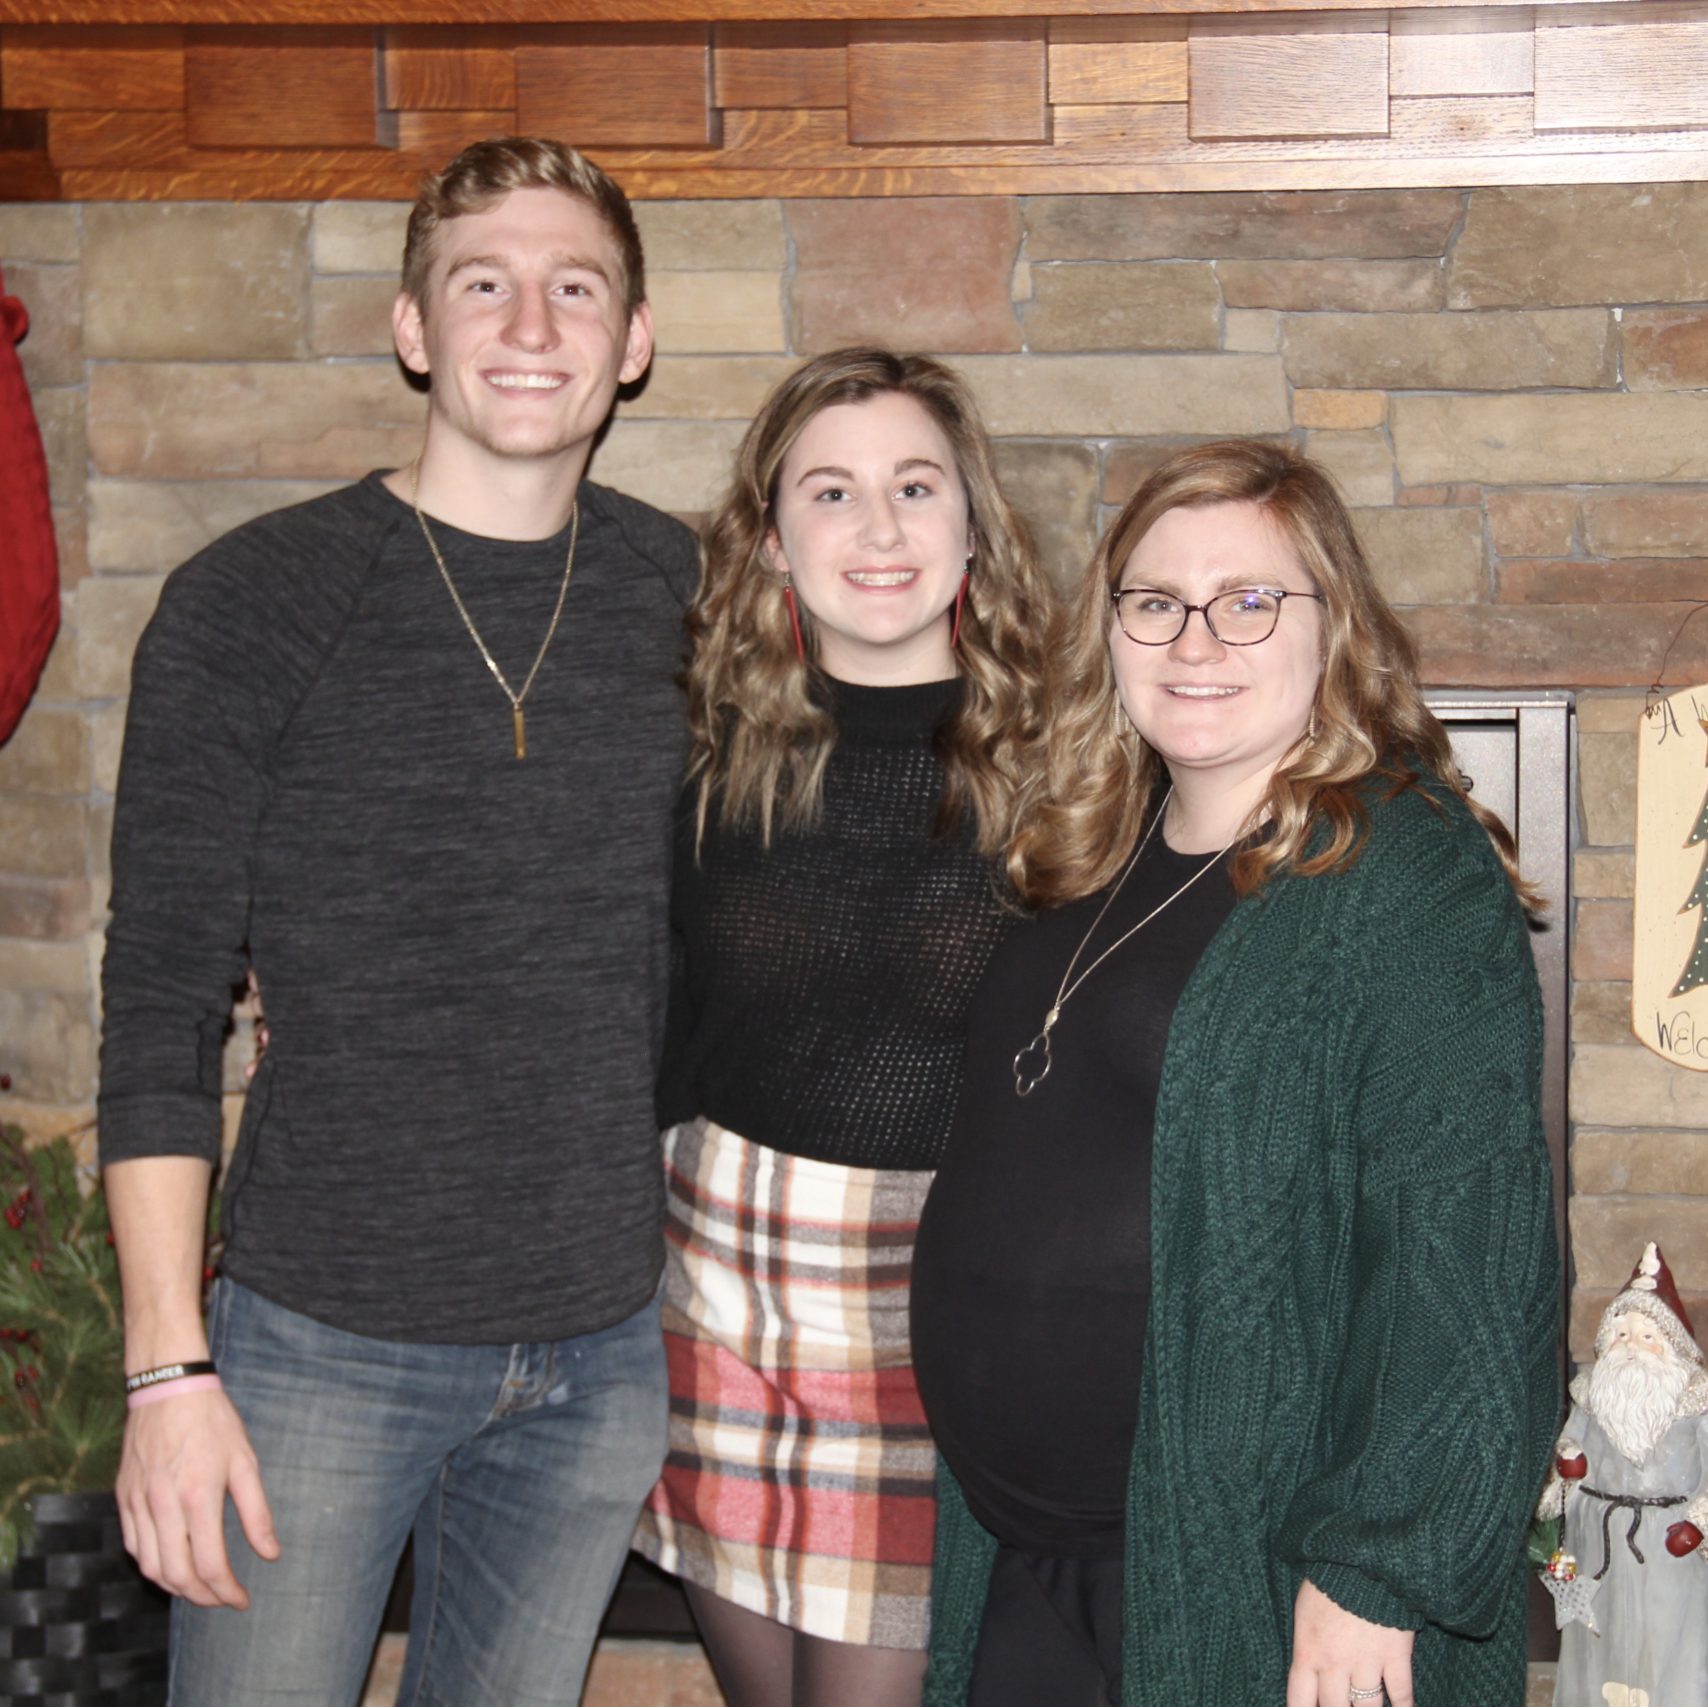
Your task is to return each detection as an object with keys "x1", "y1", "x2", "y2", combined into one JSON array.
[{"x1": 1013, "y1": 1009, "x2": 1059, "y2": 1097}]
